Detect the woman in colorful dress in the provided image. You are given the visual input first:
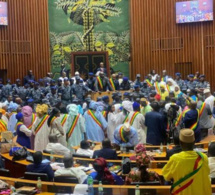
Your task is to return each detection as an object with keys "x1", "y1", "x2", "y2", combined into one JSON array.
[
  {"x1": 47, "y1": 108, "x2": 66, "y2": 147},
  {"x1": 0, "y1": 109, "x2": 7, "y2": 133},
  {"x1": 126, "y1": 153, "x2": 160, "y2": 184},
  {"x1": 66, "y1": 104, "x2": 85, "y2": 151},
  {"x1": 22, "y1": 106, "x2": 36, "y2": 149},
  {"x1": 32, "y1": 104, "x2": 50, "y2": 151},
  {"x1": 16, "y1": 113, "x2": 32, "y2": 149}
]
